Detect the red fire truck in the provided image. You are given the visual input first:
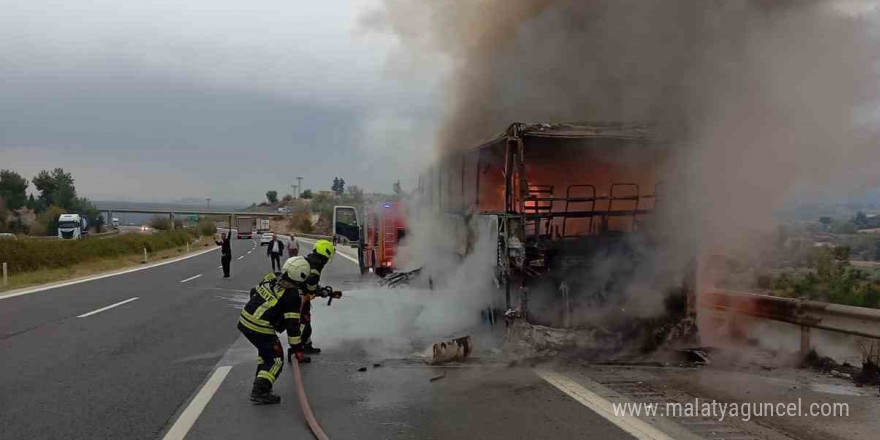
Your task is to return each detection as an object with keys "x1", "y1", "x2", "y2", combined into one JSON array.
[{"x1": 333, "y1": 202, "x2": 407, "y2": 277}]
